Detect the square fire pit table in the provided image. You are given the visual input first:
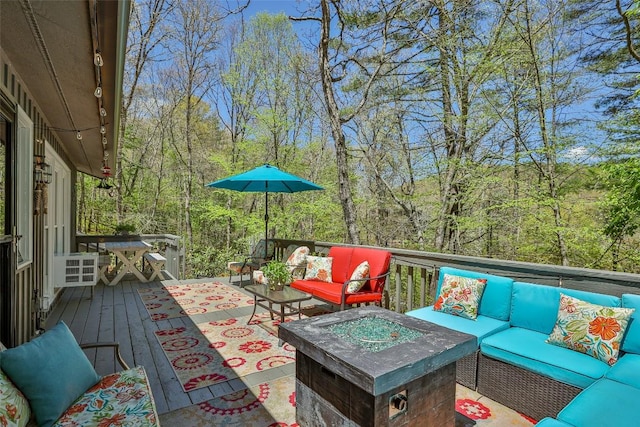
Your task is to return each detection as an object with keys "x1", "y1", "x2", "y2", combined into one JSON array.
[{"x1": 278, "y1": 306, "x2": 476, "y2": 427}]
